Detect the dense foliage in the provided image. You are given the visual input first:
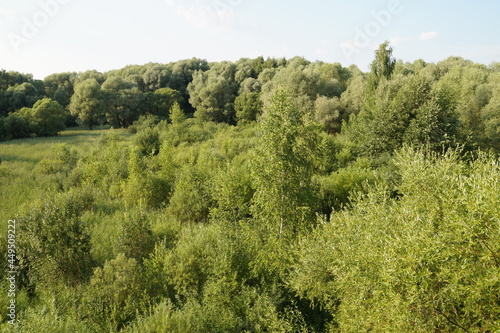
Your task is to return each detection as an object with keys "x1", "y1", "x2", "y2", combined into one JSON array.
[{"x1": 1, "y1": 44, "x2": 499, "y2": 332}]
